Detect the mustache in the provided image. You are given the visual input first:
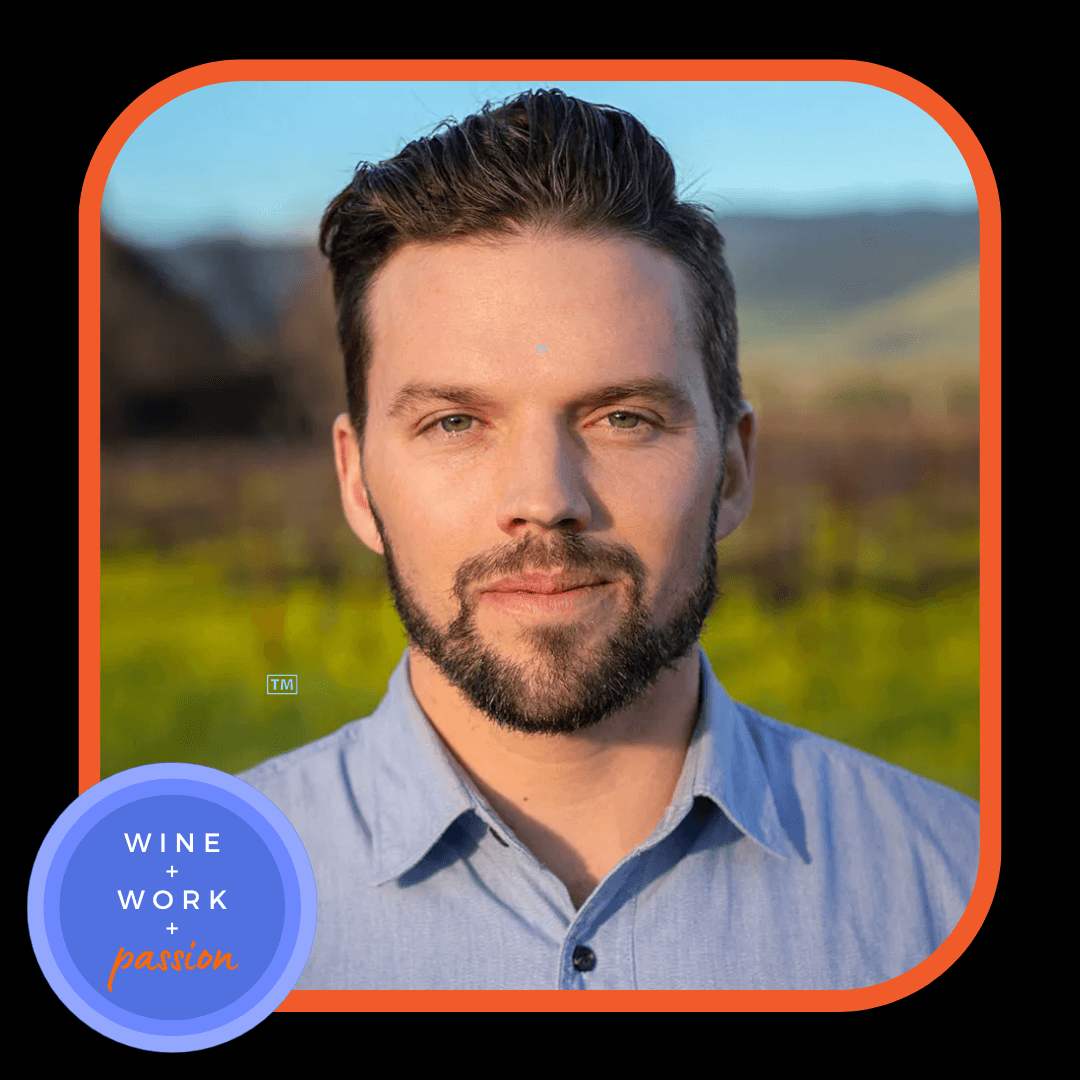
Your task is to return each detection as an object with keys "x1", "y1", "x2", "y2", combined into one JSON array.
[{"x1": 451, "y1": 532, "x2": 646, "y2": 606}]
